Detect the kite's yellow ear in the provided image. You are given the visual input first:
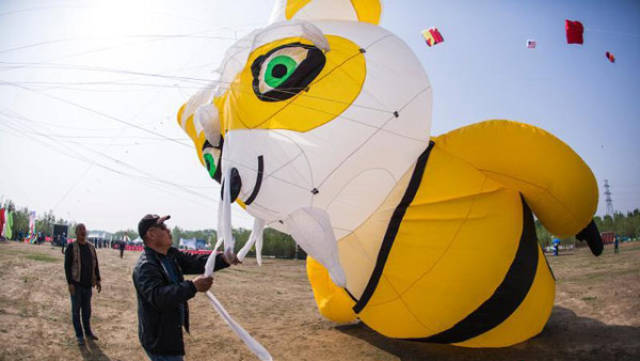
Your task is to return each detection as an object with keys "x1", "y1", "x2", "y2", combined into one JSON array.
[{"x1": 271, "y1": 0, "x2": 382, "y2": 25}]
